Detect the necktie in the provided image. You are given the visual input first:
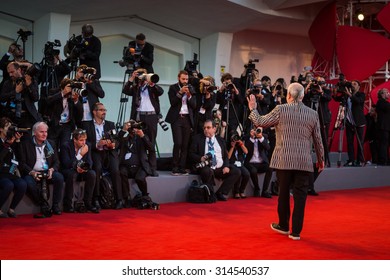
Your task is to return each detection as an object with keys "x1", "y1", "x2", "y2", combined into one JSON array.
[{"x1": 207, "y1": 138, "x2": 217, "y2": 167}]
